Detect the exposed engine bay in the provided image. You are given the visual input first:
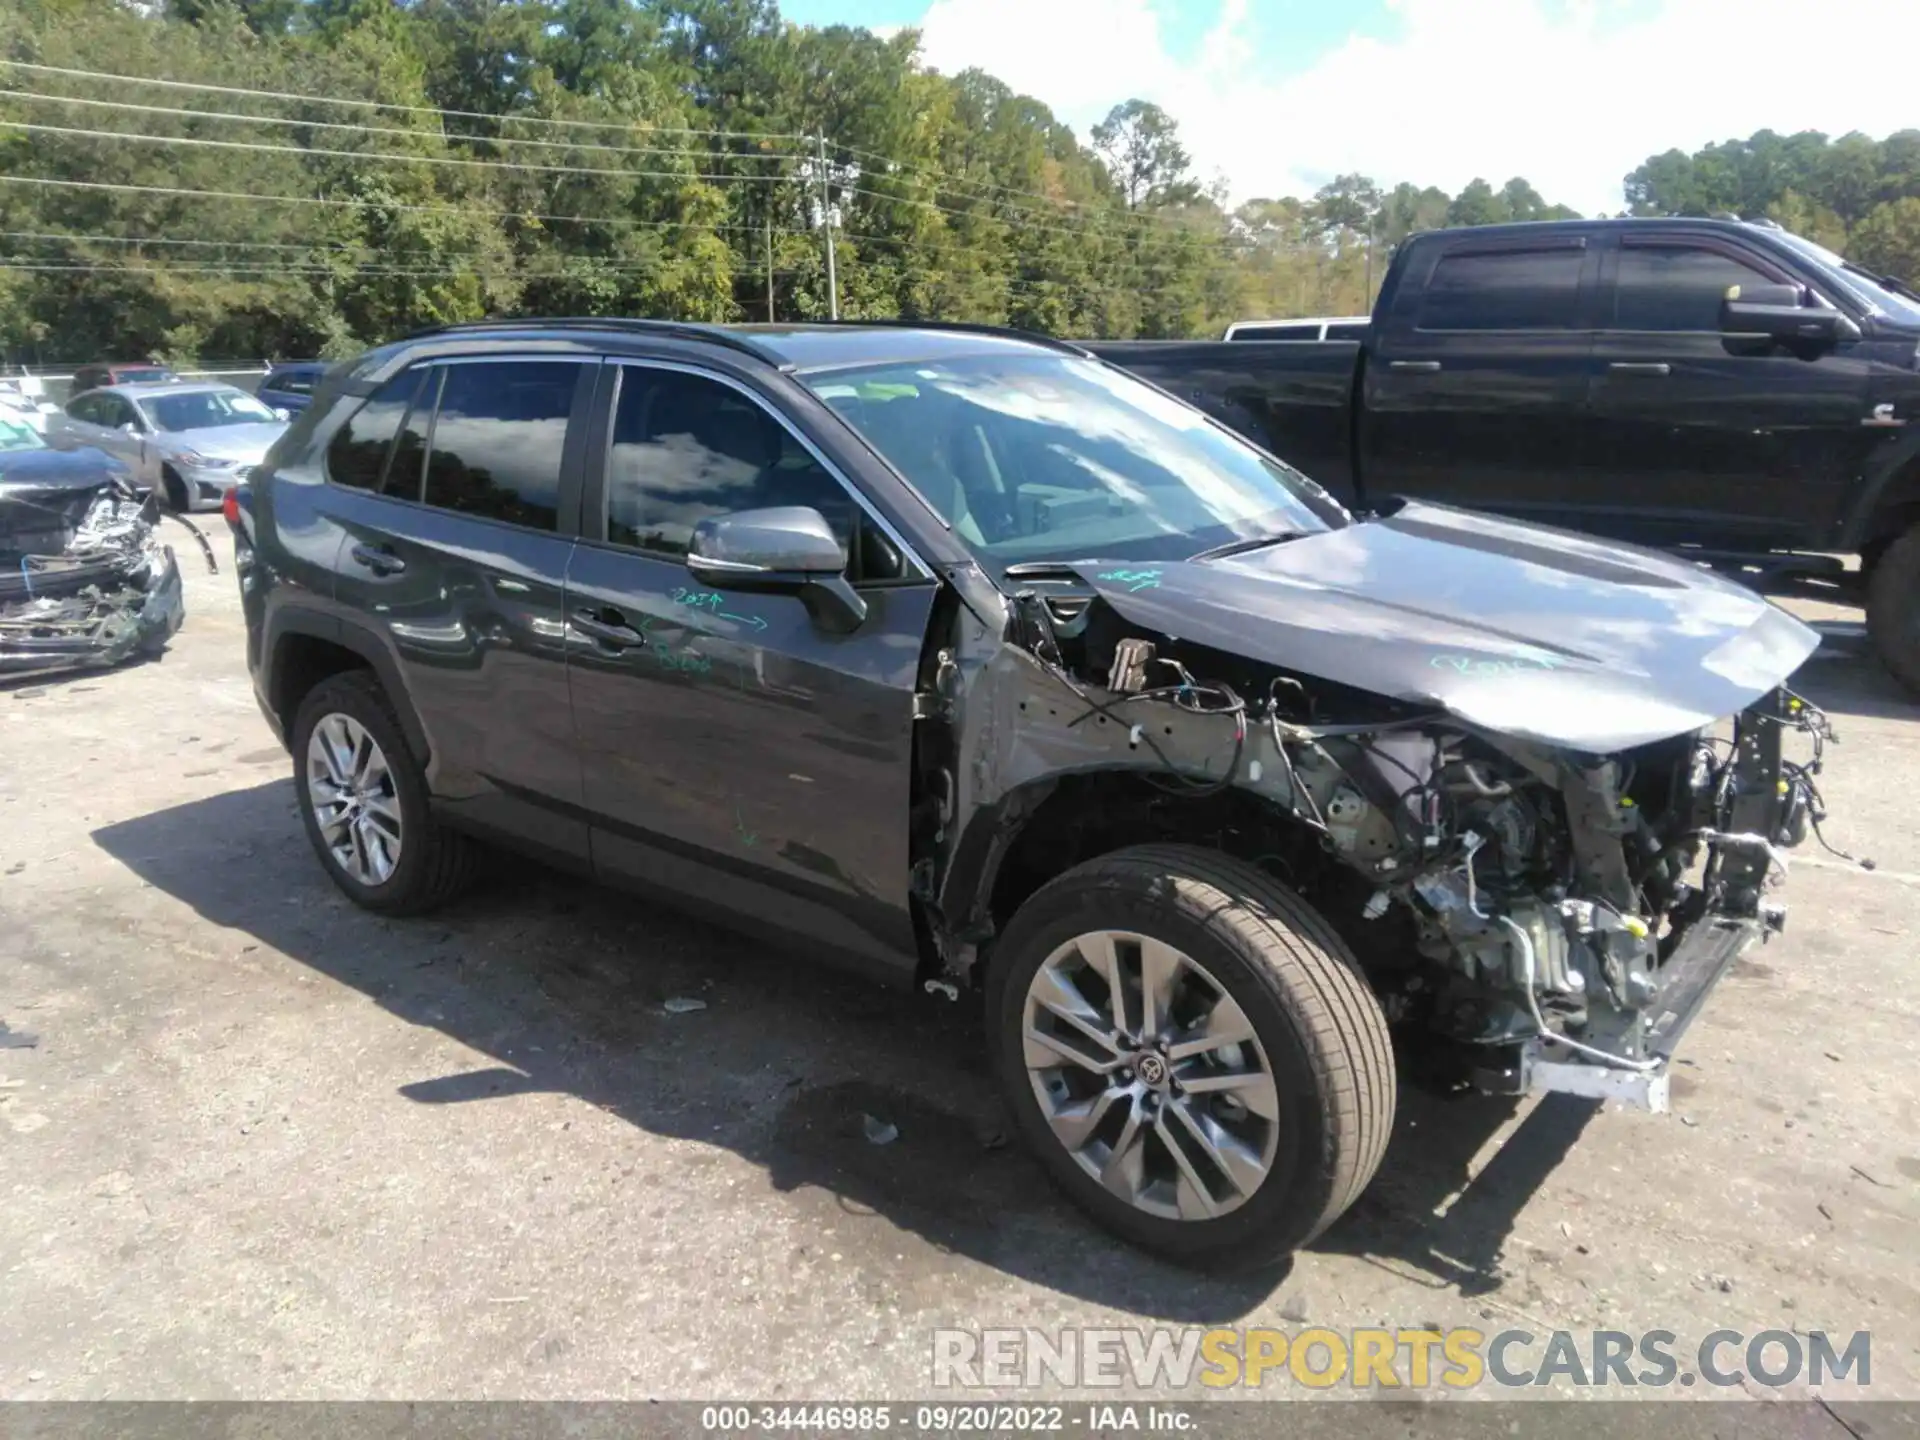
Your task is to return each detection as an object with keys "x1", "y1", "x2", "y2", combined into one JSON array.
[
  {"x1": 915, "y1": 561, "x2": 1843, "y2": 1113},
  {"x1": 0, "y1": 471, "x2": 189, "y2": 676}
]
